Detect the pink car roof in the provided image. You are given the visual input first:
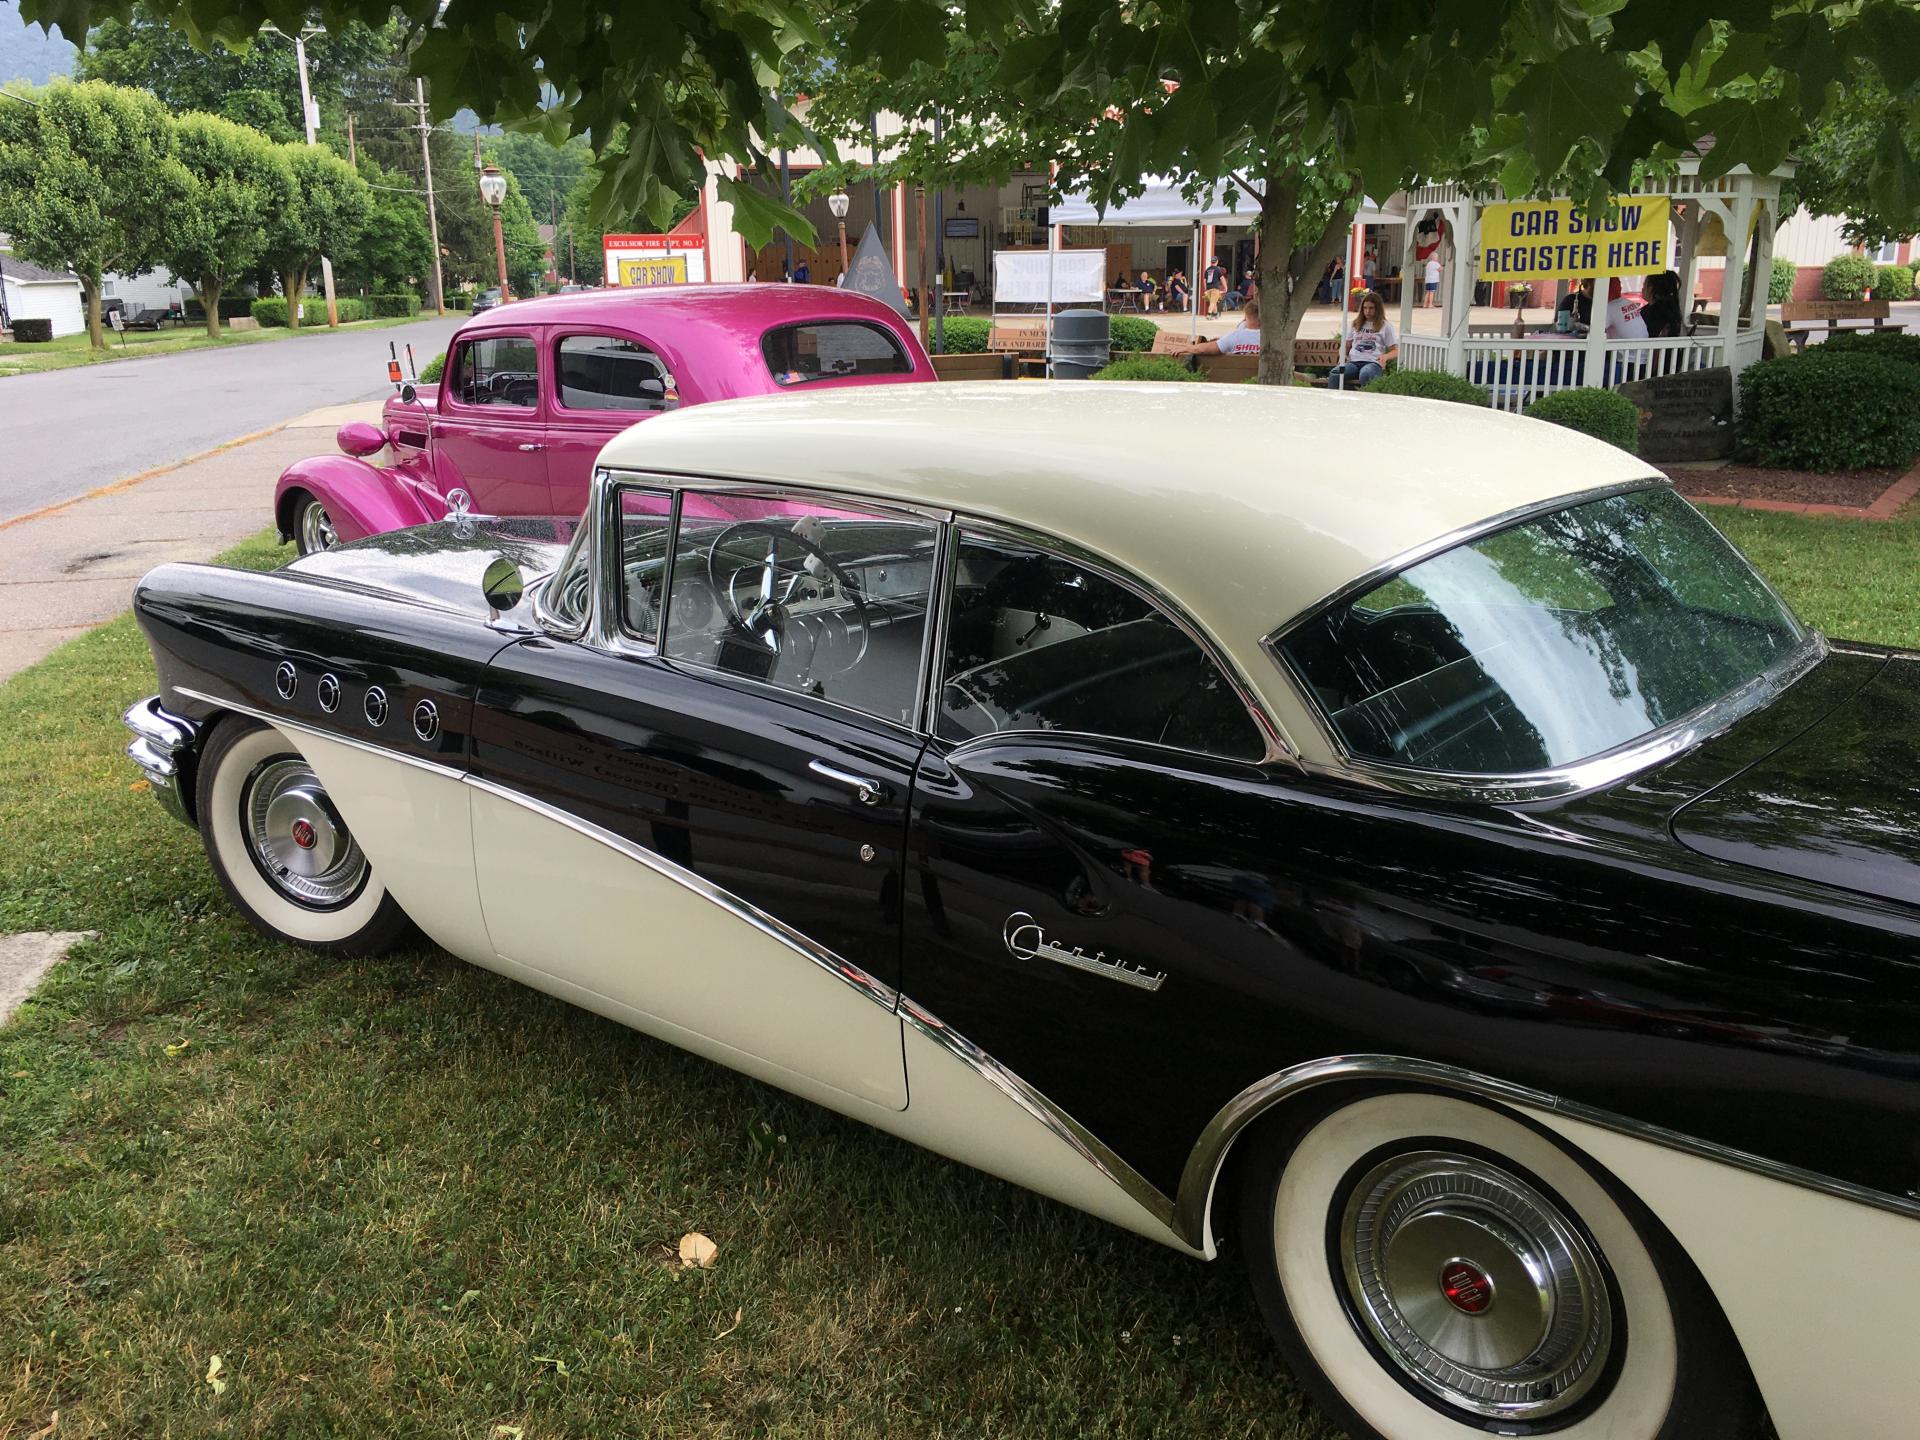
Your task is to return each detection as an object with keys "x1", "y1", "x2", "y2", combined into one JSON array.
[{"x1": 457, "y1": 284, "x2": 930, "y2": 397}]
